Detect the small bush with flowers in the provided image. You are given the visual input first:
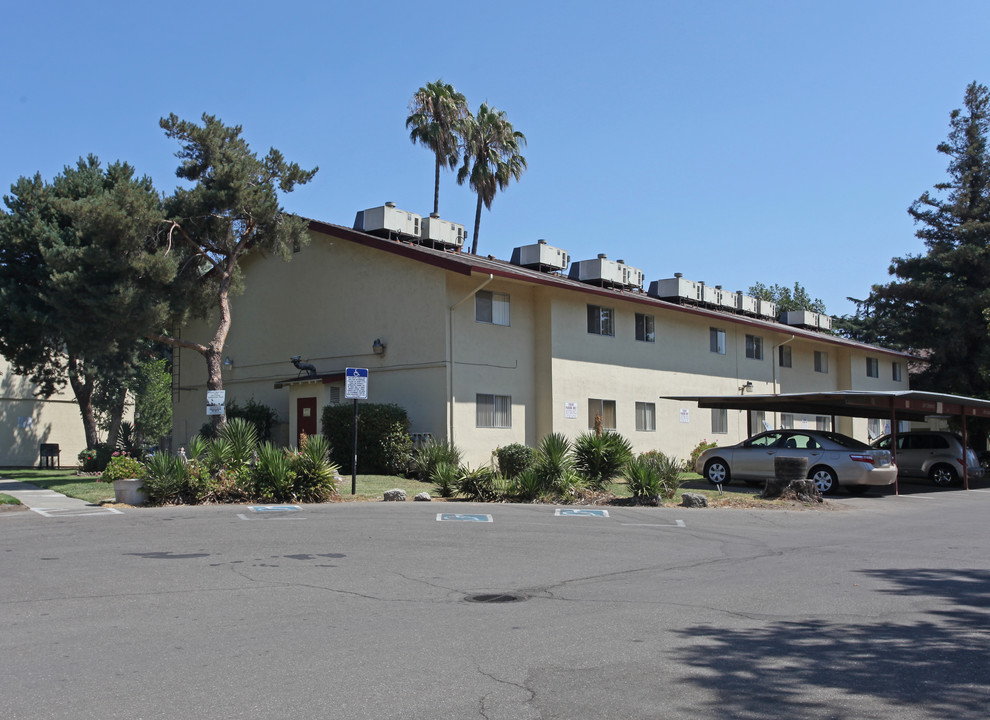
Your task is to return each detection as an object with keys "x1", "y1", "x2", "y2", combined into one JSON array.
[
  {"x1": 77, "y1": 448, "x2": 99, "y2": 472},
  {"x1": 101, "y1": 453, "x2": 146, "y2": 483}
]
